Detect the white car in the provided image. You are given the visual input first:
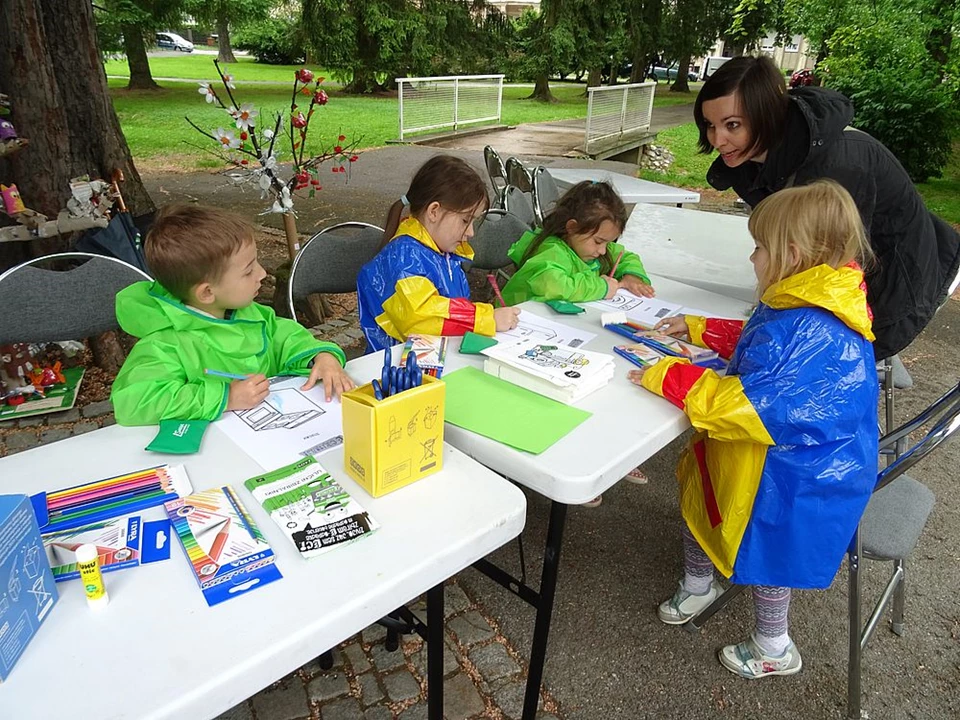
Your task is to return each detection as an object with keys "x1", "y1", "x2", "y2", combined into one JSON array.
[{"x1": 155, "y1": 31, "x2": 194, "y2": 52}]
